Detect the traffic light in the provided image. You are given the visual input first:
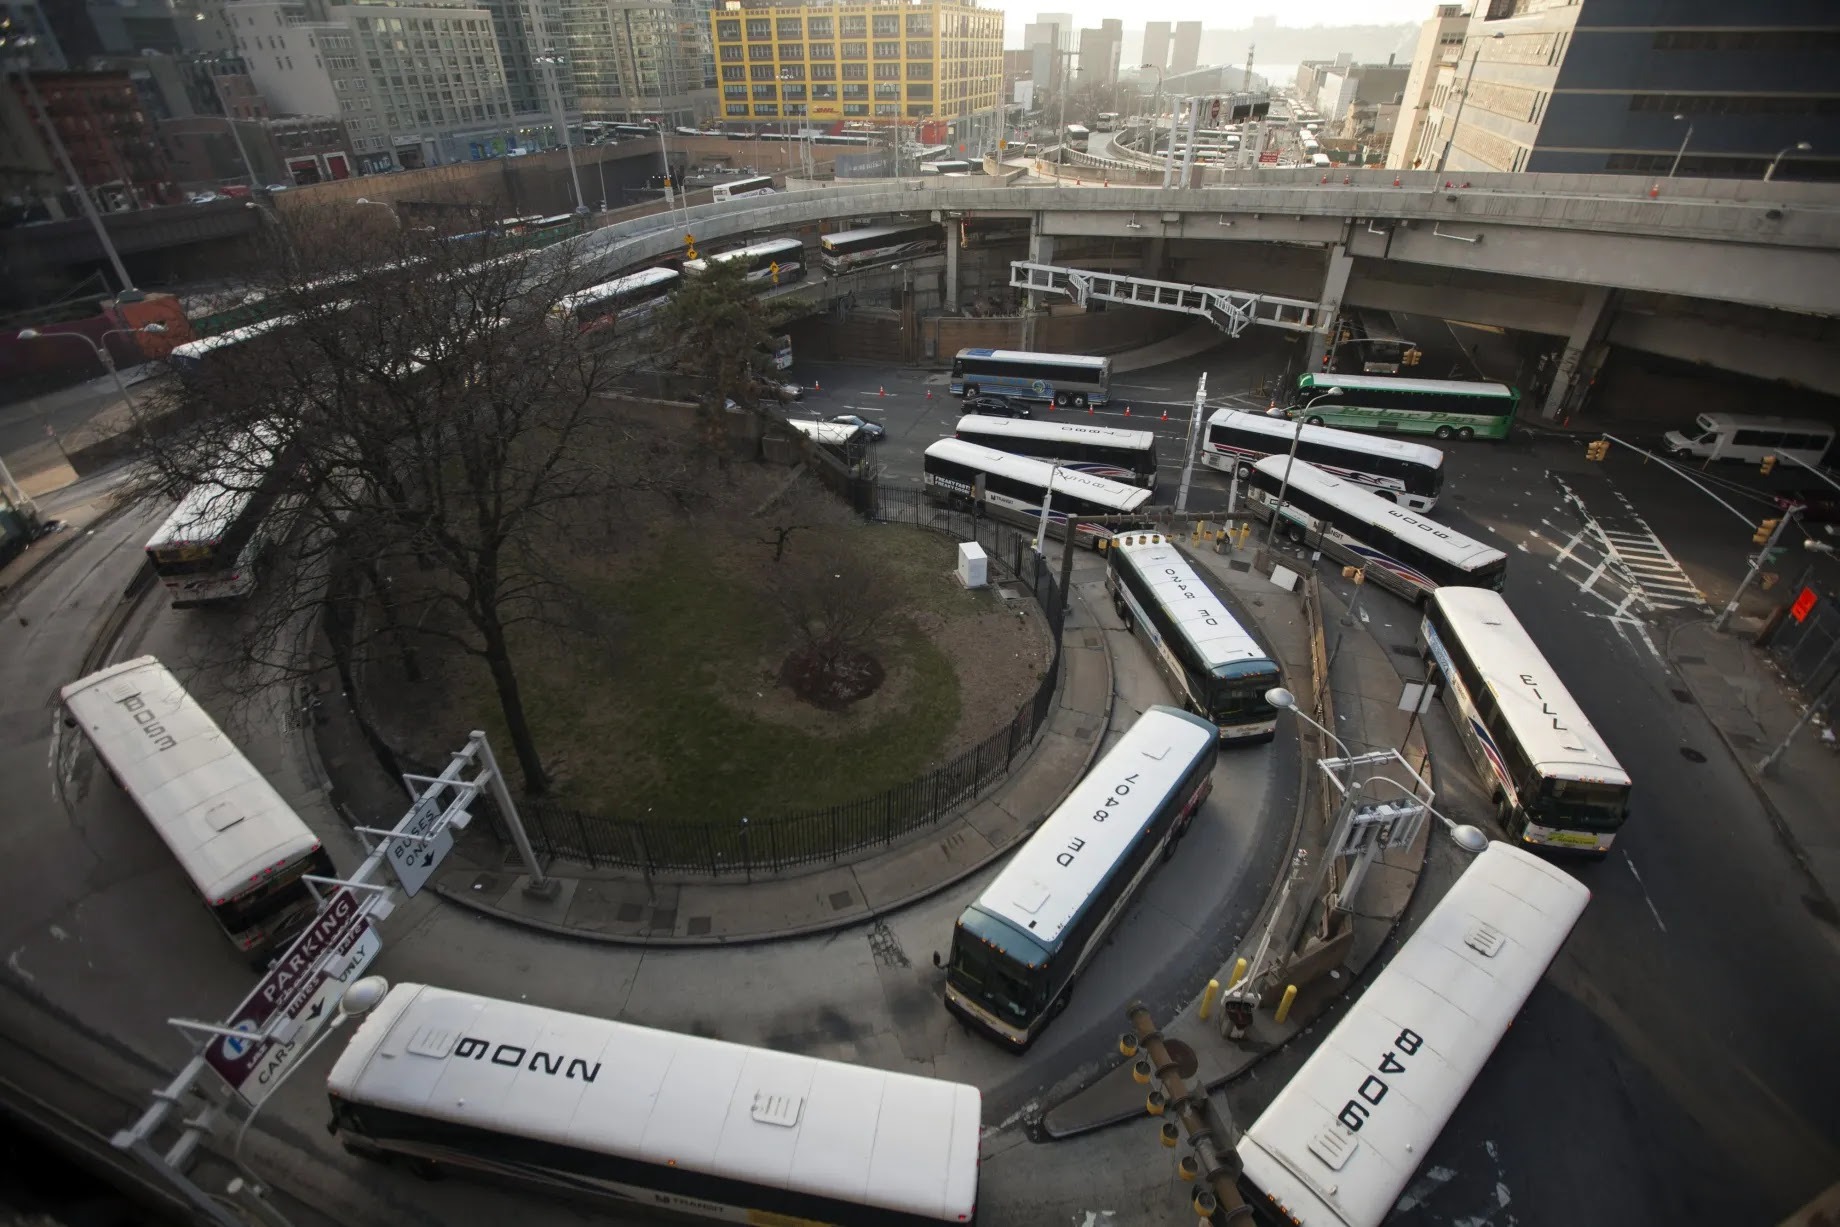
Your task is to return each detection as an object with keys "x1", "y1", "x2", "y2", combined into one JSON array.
[
  {"x1": 1402, "y1": 348, "x2": 1422, "y2": 366},
  {"x1": 1760, "y1": 455, "x2": 1777, "y2": 474},
  {"x1": 769, "y1": 261, "x2": 781, "y2": 284},
  {"x1": 1754, "y1": 518, "x2": 1780, "y2": 545},
  {"x1": 684, "y1": 231, "x2": 698, "y2": 260},
  {"x1": 1585, "y1": 439, "x2": 1610, "y2": 461}
]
